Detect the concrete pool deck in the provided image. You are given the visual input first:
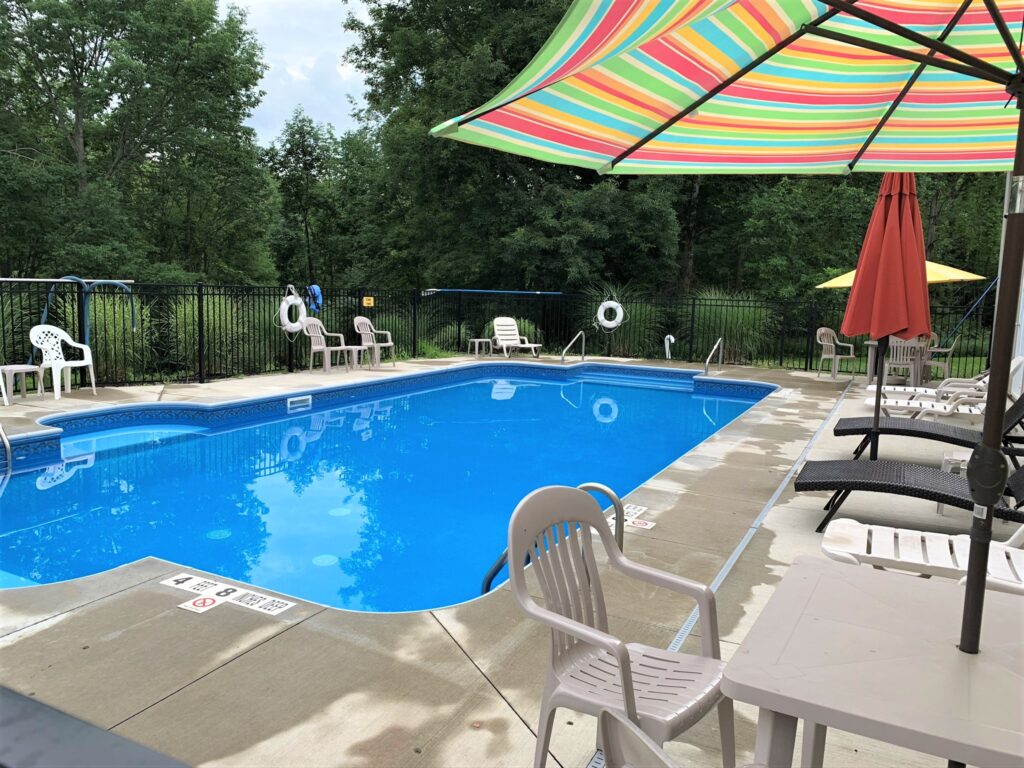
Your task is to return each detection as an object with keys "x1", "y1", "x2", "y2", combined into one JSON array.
[{"x1": 0, "y1": 358, "x2": 1001, "y2": 767}]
